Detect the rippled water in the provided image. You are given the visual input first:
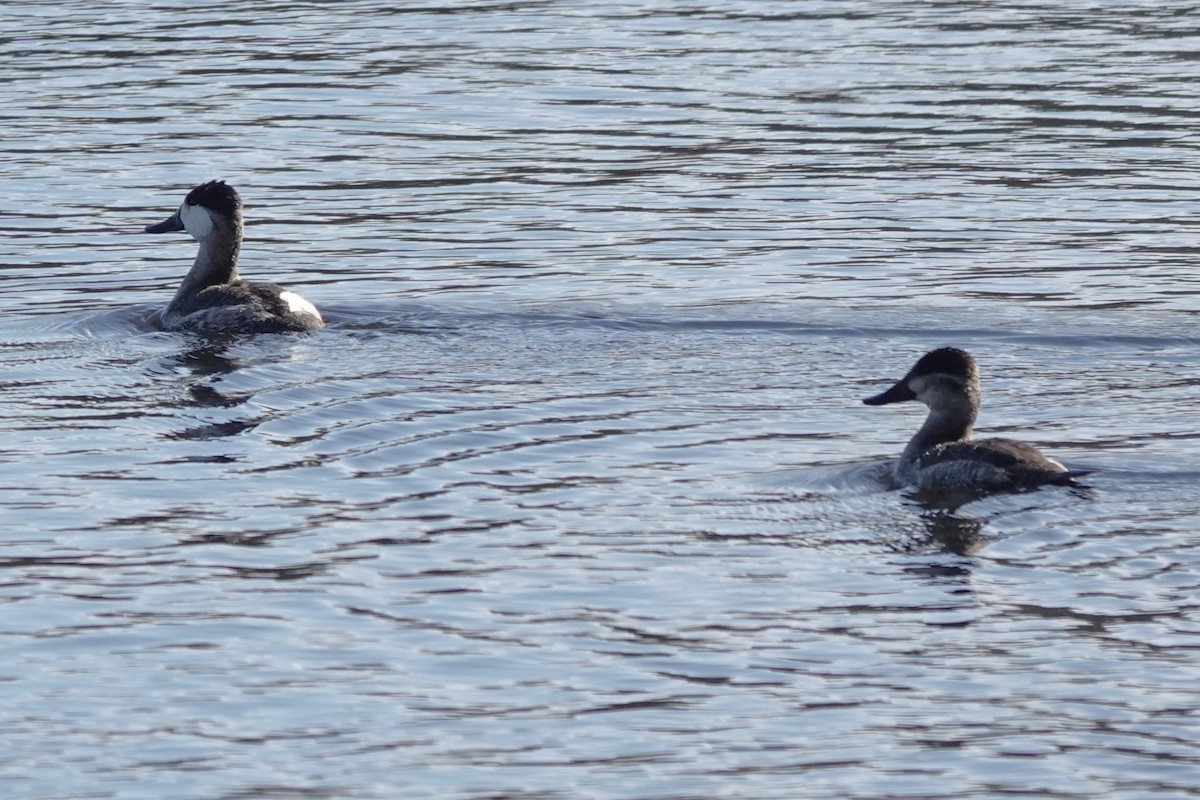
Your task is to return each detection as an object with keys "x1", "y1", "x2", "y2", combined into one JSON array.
[{"x1": 2, "y1": 2, "x2": 1199, "y2": 799}]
